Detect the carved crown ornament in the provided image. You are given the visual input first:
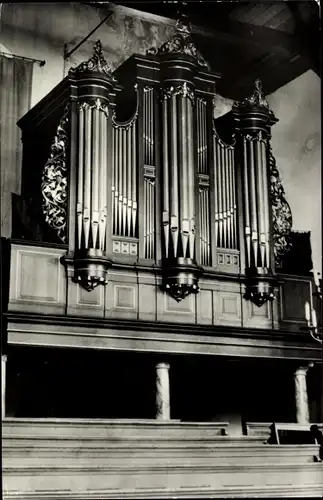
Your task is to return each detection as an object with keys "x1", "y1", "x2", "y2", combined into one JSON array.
[
  {"x1": 68, "y1": 40, "x2": 117, "y2": 83},
  {"x1": 234, "y1": 78, "x2": 269, "y2": 110},
  {"x1": 147, "y1": 12, "x2": 210, "y2": 70}
]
